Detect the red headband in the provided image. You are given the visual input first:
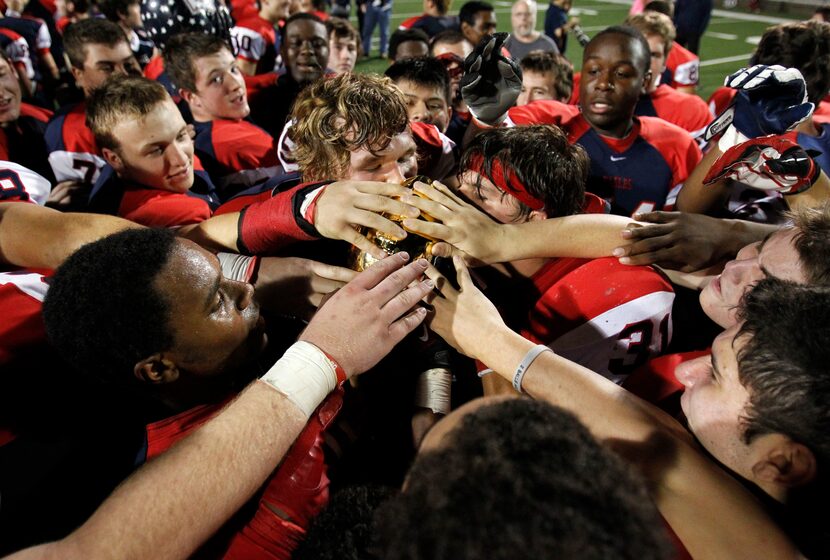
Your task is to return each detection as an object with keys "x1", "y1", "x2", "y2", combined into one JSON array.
[{"x1": 467, "y1": 154, "x2": 545, "y2": 210}]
